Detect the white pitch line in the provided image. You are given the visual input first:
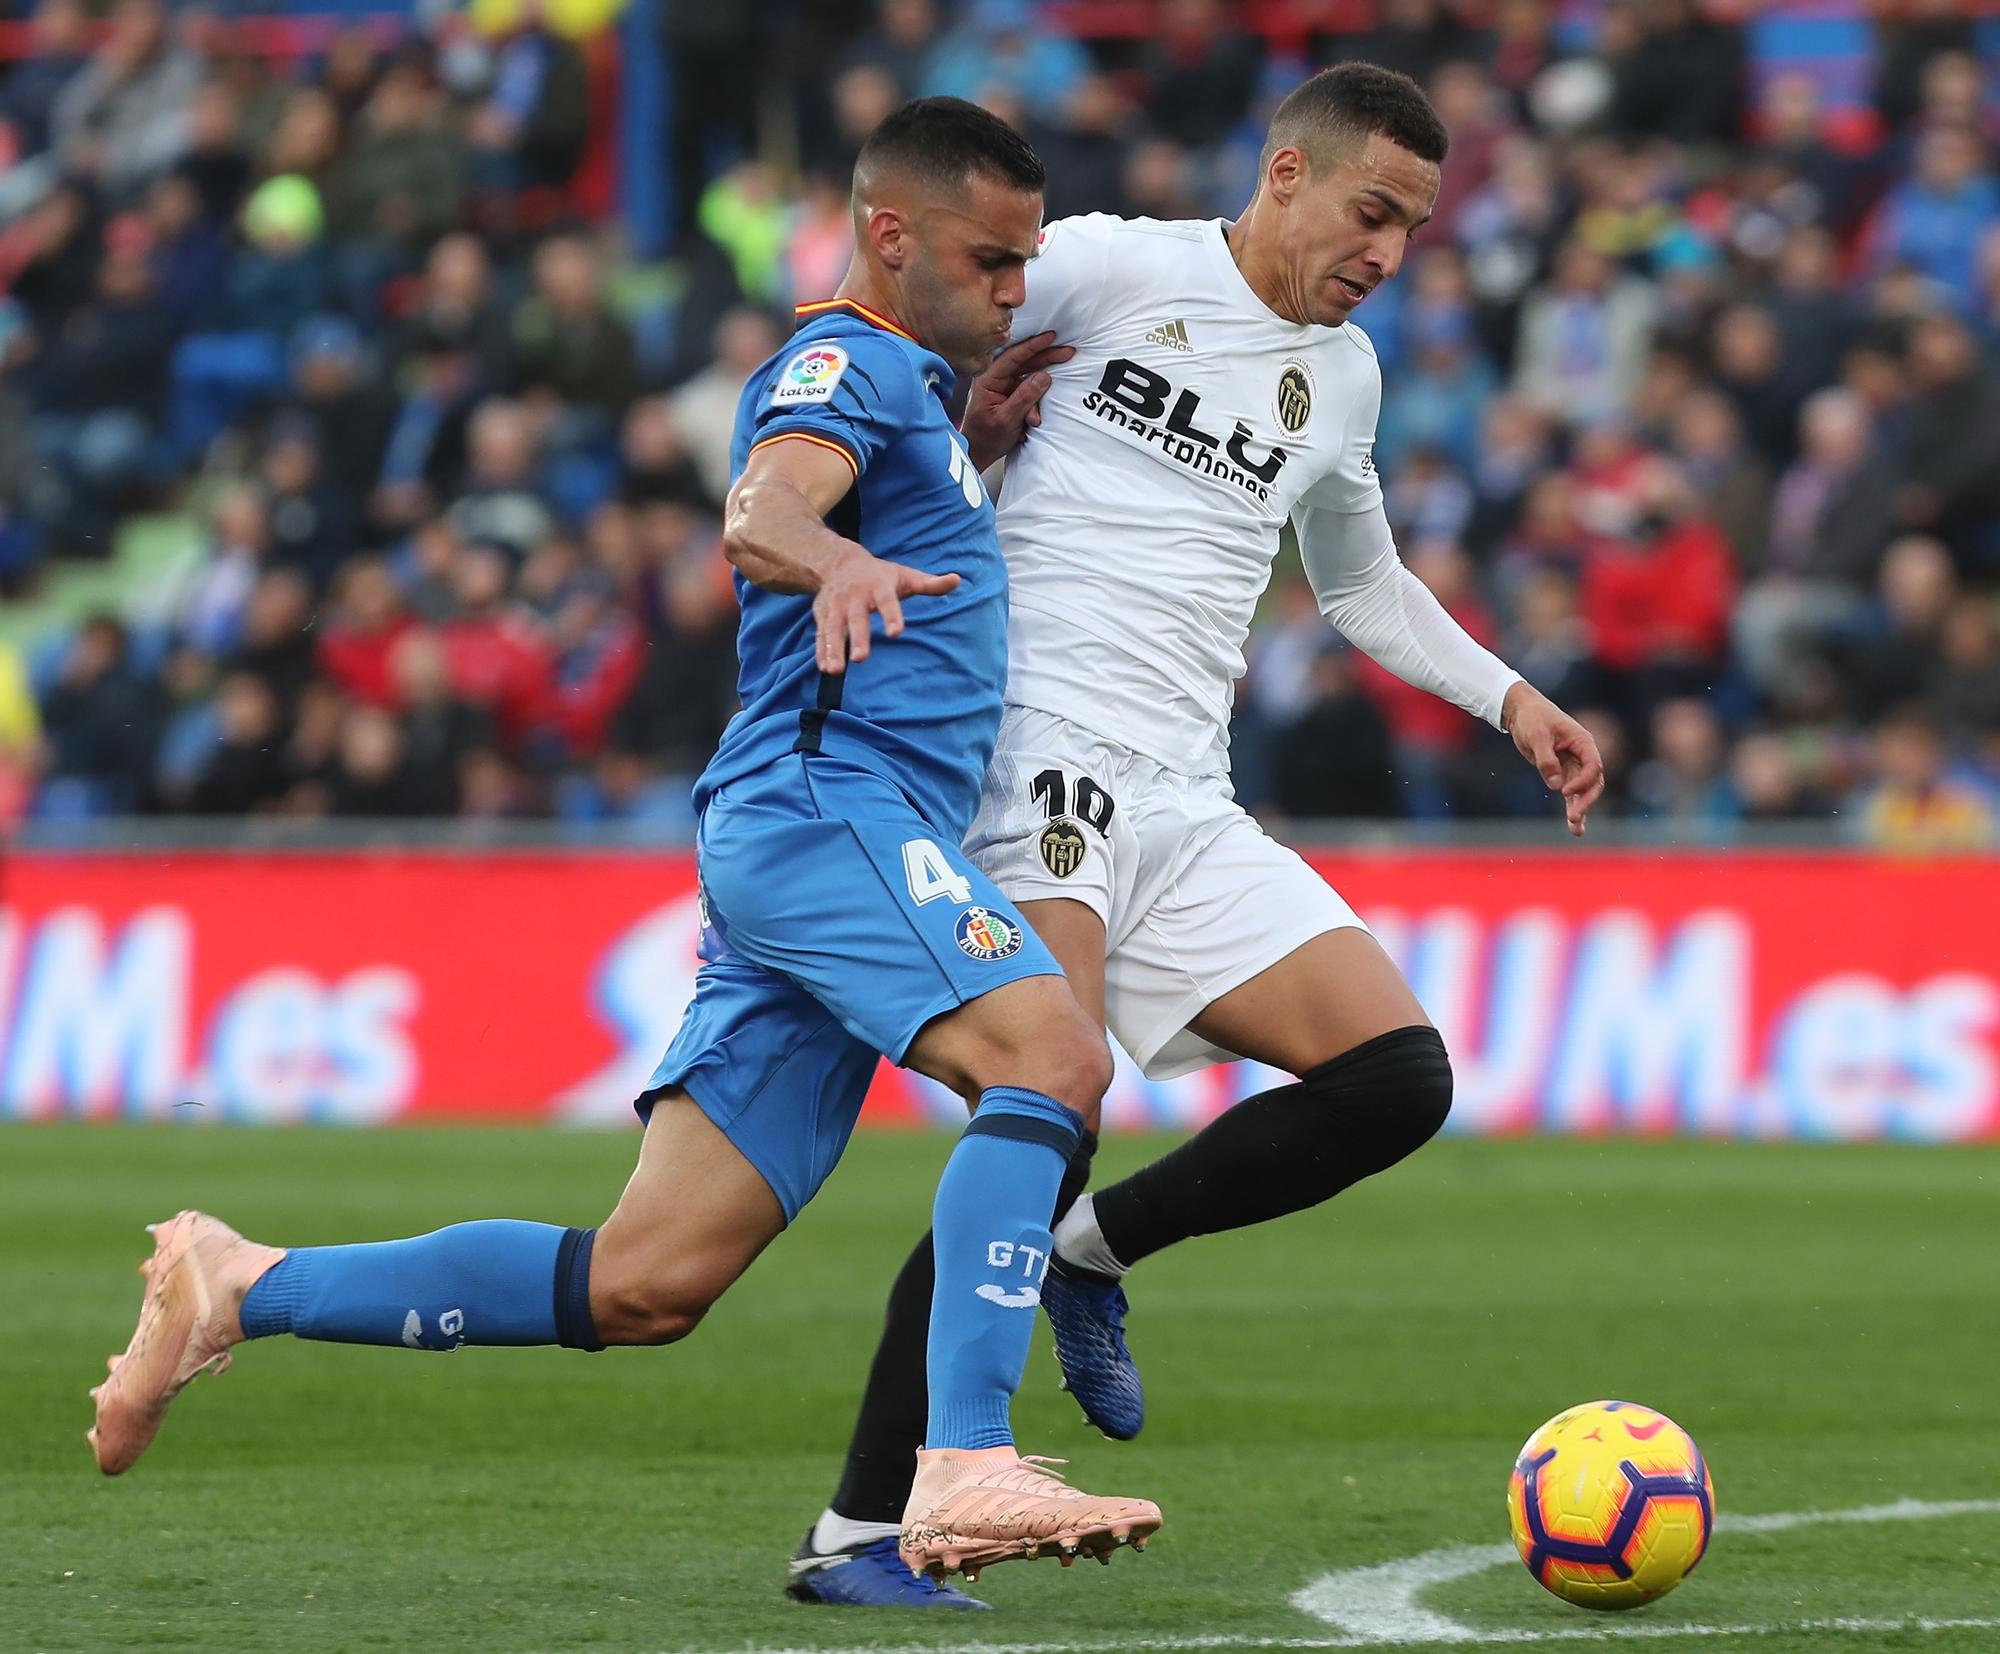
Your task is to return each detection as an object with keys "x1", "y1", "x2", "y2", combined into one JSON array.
[
  {"x1": 1291, "y1": 1543, "x2": 1513, "y2": 1644},
  {"x1": 671, "y1": 1619, "x2": 2000, "y2": 1654},
  {"x1": 632, "y1": 1497, "x2": 2000, "y2": 1654},
  {"x1": 1725, "y1": 1498, "x2": 2000, "y2": 1535},
  {"x1": 1291, "y1": 1495, "x2": 2000, "y2": 1645}
]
